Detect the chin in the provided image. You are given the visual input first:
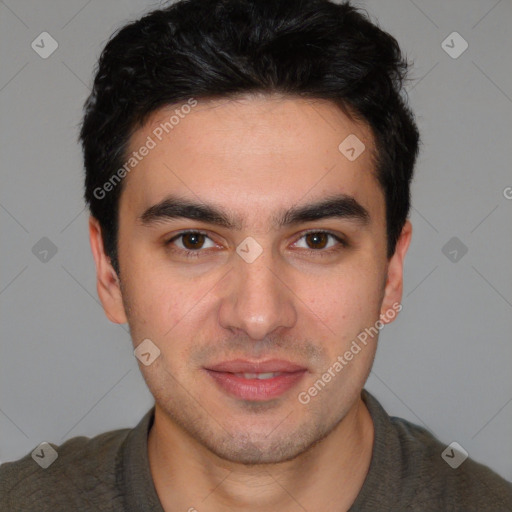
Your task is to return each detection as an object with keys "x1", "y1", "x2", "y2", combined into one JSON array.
[{"x1": 203, "y1": 424, "x2": 329, "y2": 466}]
